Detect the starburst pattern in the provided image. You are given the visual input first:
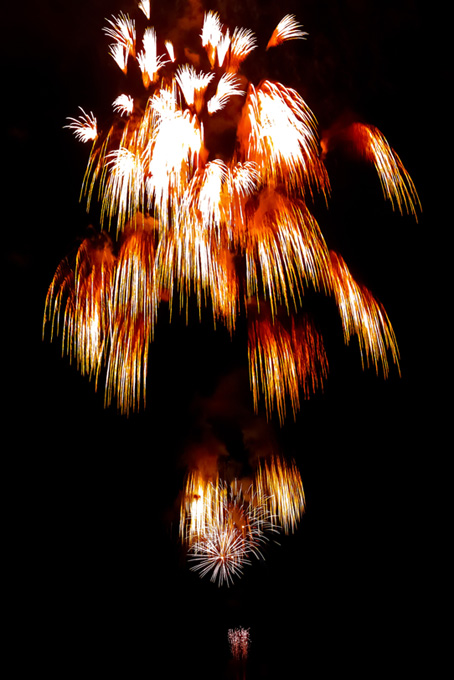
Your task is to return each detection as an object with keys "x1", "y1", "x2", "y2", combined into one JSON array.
[
  {"x1": 181, "y1": 473, "x2": 277, "y2": 586},
  {"x1": 44, "y1": 6, "x2": 419, "y2": 418}
]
